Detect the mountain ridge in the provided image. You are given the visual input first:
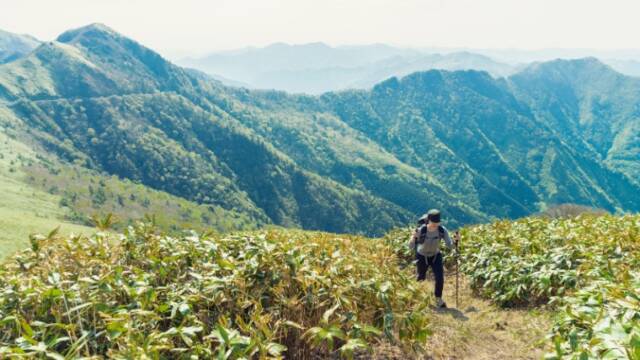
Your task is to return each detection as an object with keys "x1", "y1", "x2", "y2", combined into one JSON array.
[
  {"x1": 0, "y1": 28, "x2": 40, "y2": 64},
  {"x1": 1, "y1": 24, "x2": 639, "y2": 236}
]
